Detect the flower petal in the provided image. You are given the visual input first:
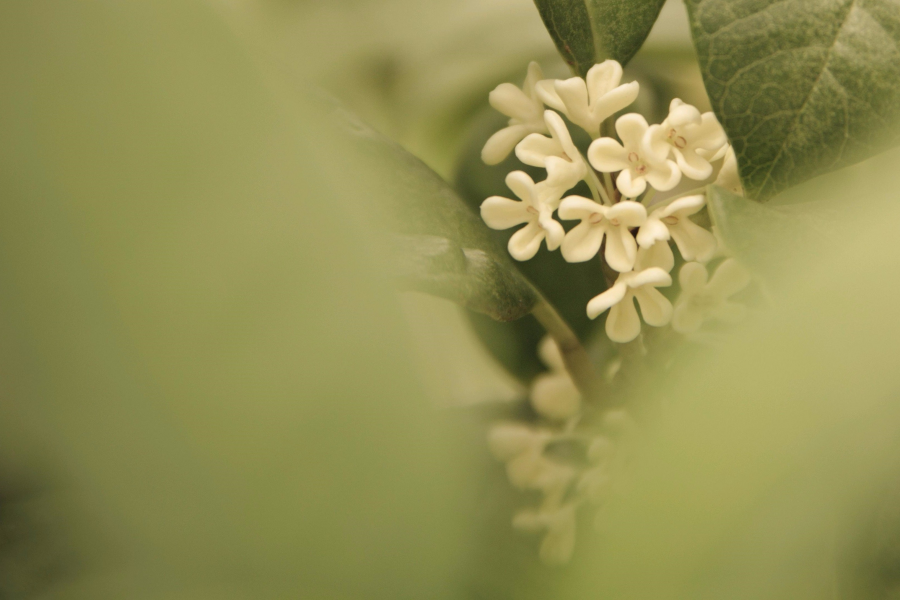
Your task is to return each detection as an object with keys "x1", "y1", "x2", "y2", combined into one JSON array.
[
  {"x1": 608, "y1": 200, "x2": 647, "y2": 227},
  {"x1": 554, "y1": 77, "x2": 592, "y2": 132},
  {"x1": 516, "y1": 133, "x2": 563, "y2": 167},
  {"x1": 669, "y1": 219, "x2": 717, "y2": 262},
  {"x1": 644, "y1": 160, "x2": 681, "y2": 191},
  {"x1": 678, "y1": 261, "x2": 708, "y2": 292},
  {"x1": 663, "y1": 194, "x2": 706, "y2": 218},
  {"x1": 714, "y1": 147, "x2": 743, "y2": 196},
  {"x1": 605, "y1": 295, "x2": 641, "y2": 343},
  {"x1": 636, "y1": 216, "x2": 670, "y2": 247},
  {"x1": 531, "y1": 373, "x2": 581, "y2": 421},
  {"x1": 675, "y1": 148, "x2": 714, "y2": 180},
  {"x1": 694, "y1": 112, "x2": 727, "y2": 150},
  {"x1": 541, "y1": 215, "x2": 566, "y2": 251},
  {"x1": 535, "y1": 80, "x2": 565, "y2": 111},
  {"x1": 628, "y1": 266, "x2": 672, "y2": 289},
  {"x1": 489, "y1": 83, "x2": 540, "y2": 122},
  {"x1": 587, "y1": 281, "x2": 628, "y2": 319},
  {"x1": 558, "y1": 195, "x2": 604, "y2": 220},
  {"x1": 538, "y1": 335, "x2": 565, "y2": 371},
  {"x1": 586, "y1": 60, "x2": 623, "y2": 98},
  {"x1": 481, "y1": 196, "x2": 530, "y2": 230},
  {"x1": 591, "y1": 81, "x2": 640, "y2": 127},
  {"x1": 561, "y1": 221, "x2": 605, "y2": 263},
  {"x1": 588, "y1": 137, "x2": 629, "y2": 172},
  {"x1": 615, "y1": 113, "x2": 649, "y2": 147},
  {"x1": 666, "y1": 98, "x2": 701, "y2": 128},
  {"x1": 633, "y1": 286, "x2": 673, "y2": 327},
  {"x1": 616, "y1": 168, "x2": 646, "y2": 198},
  {"x1": 671, "y1": 300, "x2": 705, "y2": 334},
  {"x1": 706, "y1": 258, "x2": 751, "y2": 298},
  {"x1": 643, "y1": 123, "x2": 671, "y2": 163},
  {"x1": 482, "y1": 124, "x2": 533, "y2": 165},
  {"x1": 508, "y1": 222, "x2": 545, "y2": 261},
  {"x1": 603, "y1": 226, "x2": 638, "y2": 273},
  {"x1": 544, "y1": 110, "x2": 581, "y2": 162},
  {"x1": 543, "y1": 156, "x2": 586, "y2": 196},
  {"x1": 505, "y1": 171, "x2": 538, "y2": 204},
  {"x1": 635, "y1": 241, "x2": 674, "y2": 272},
  {"x1": 523, "y1": 61, "x2": 545, "y2": 98}
]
